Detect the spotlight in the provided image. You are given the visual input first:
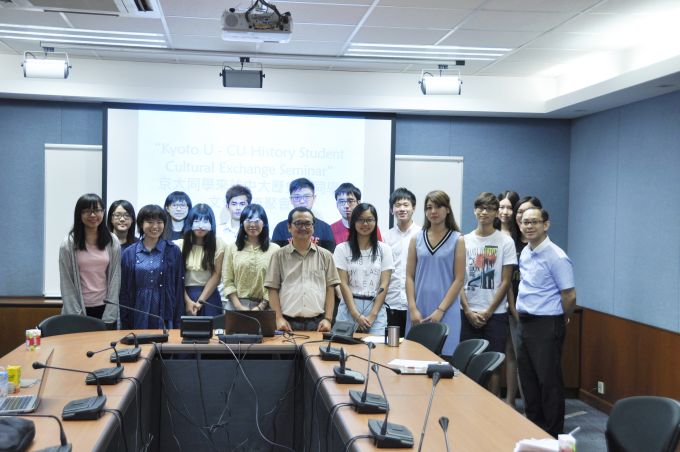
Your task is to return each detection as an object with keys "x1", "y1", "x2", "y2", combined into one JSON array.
[
  {"x1": 22, "y1": 51, "x2": 71, "y2": 79},
  {"x1": 419, "y1": 65, "x2": 462, "y2": 95},
  {"x1": 220, "y1": 57, "x2": 264, "y2": 88}
]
